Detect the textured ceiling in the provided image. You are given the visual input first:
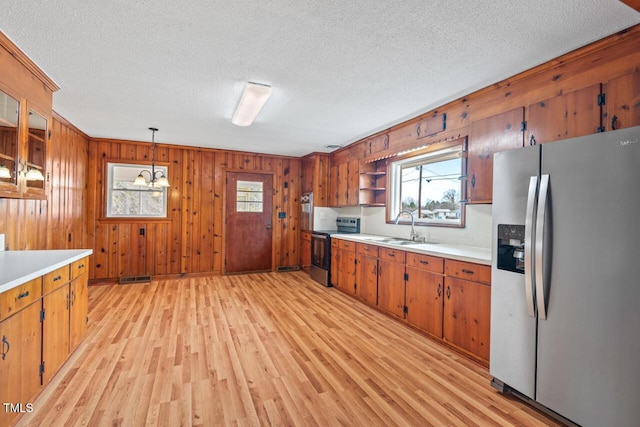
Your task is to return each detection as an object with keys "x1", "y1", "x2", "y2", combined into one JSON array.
[{"x1": 1, "y1": 1, "x2": 639, "y2": 157}]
